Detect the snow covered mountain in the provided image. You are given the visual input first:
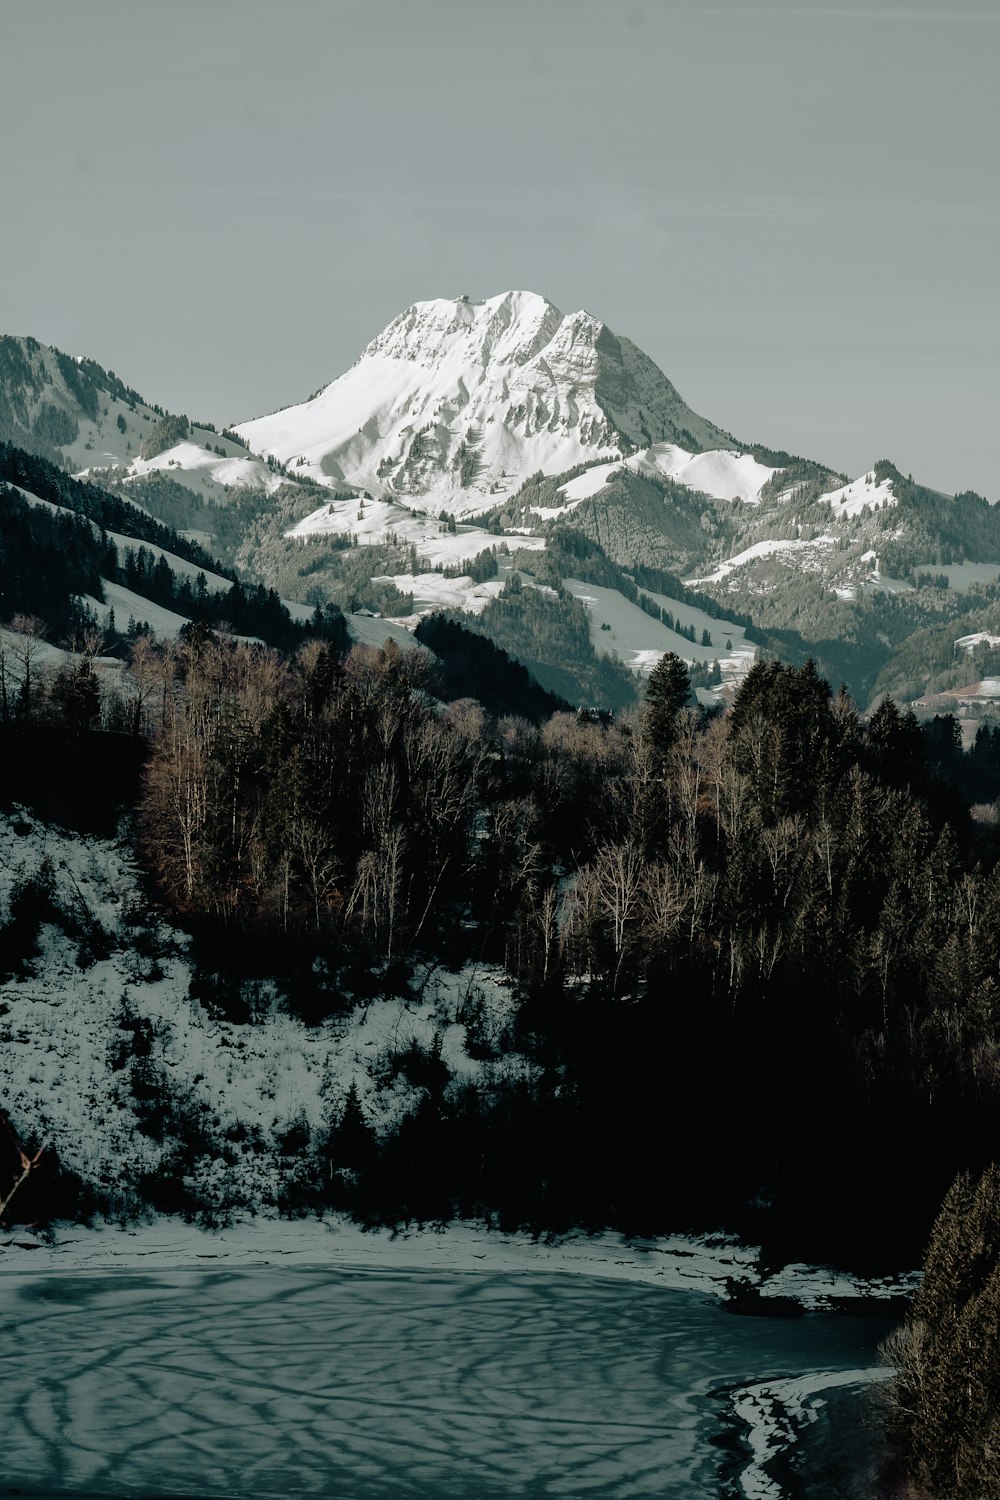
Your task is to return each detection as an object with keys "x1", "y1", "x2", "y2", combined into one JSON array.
[
  {"x1": 5, "y1": 303, "x2": 1000, "y2": 713},
  {"x1": 235, "y1": 292, "x2": 736, "y2": 518}
]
